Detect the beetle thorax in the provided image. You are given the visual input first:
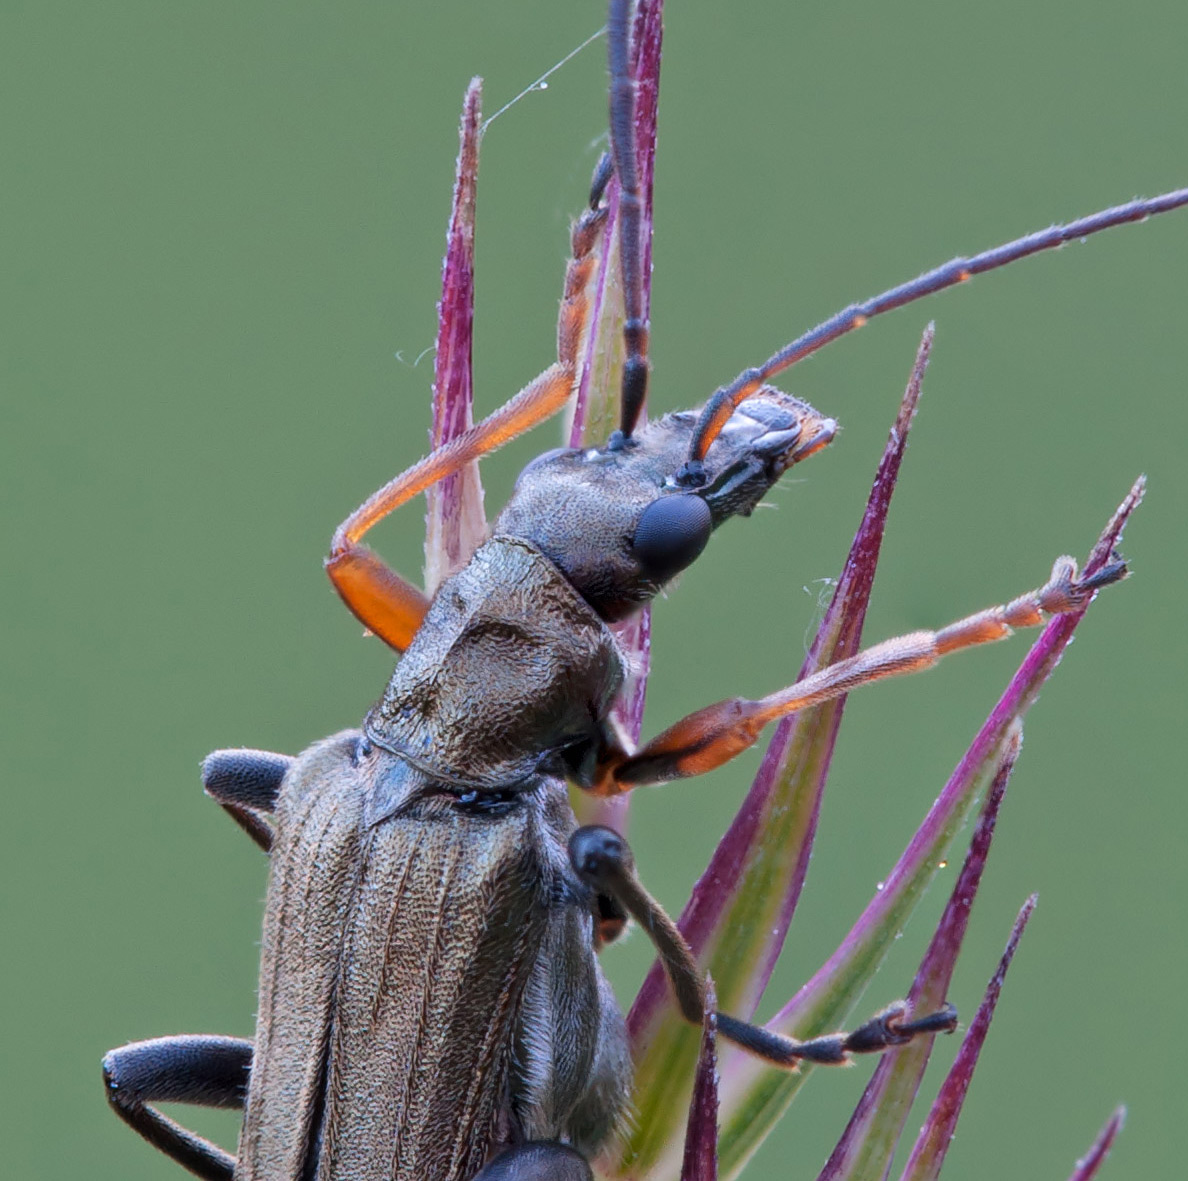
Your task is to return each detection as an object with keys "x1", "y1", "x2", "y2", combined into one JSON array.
[{"x1": 367, "y1": 536, "x2": 624, "y2": 789}]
